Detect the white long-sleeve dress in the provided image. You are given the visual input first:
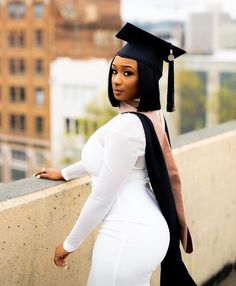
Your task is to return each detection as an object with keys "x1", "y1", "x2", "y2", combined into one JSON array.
[{"x1": 61, "y1": 112, "x2": 170, "y2": 286}]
